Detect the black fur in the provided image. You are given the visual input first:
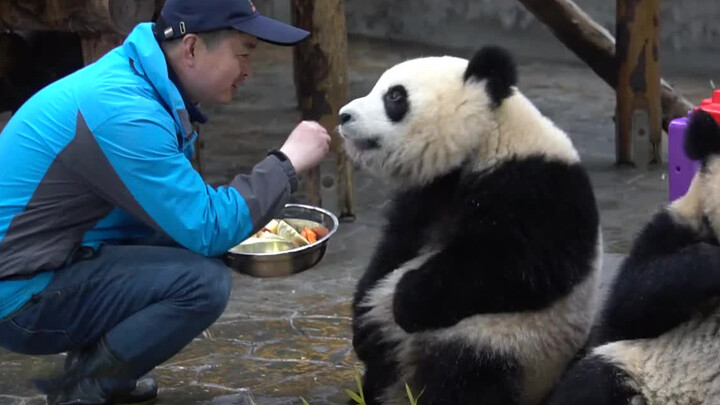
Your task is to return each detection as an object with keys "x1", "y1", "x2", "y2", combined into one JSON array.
[
  {"x1": 352, "y1": 155, "x2": 599, "y2": 403},
  {"x1": 684, "y1": 108, "x2": 720, "y2": 164},
  {"x1": 463, "y1": 46, "x2": 518, "y2": 108},
  {"x1": 545, "y1": 355, "x2": 641, "y2": 405},
  {"x1": 590, "y1": 209, "x2": 720, "y2": 346},
  {"x1": 411, "y1": 342, "x2": 521, "y2": 405},
  {"x1": 356, "y1": 353, "x2": 401, "y2": 405},
  {"x1": 383, "y1": 85, "x2": 409, "y2": 122}
]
